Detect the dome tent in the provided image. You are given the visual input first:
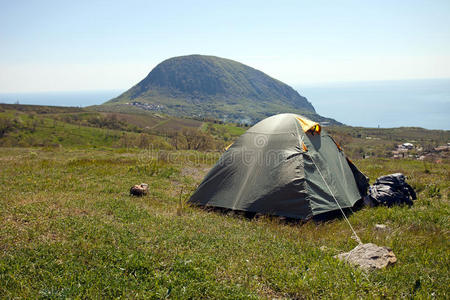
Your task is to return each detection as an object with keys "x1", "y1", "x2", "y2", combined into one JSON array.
[{"x1": 189, "y1": 113, "x2": 368, "y2": 220}]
